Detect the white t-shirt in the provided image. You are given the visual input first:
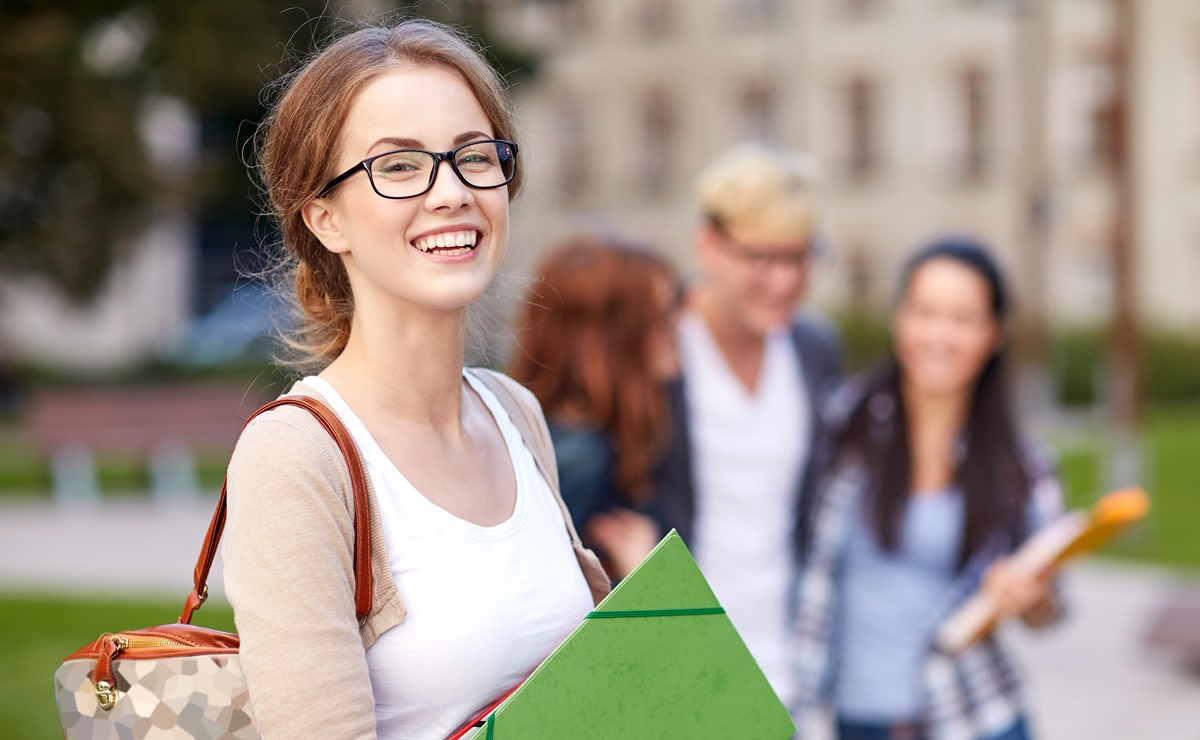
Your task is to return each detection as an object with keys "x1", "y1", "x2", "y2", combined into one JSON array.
[
  {"x1": 303, "y1": 373, "x2": 593, "y2": 740},
  {"x1": 676, "y1": 312, "x2": 810, "y2": 707}
]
